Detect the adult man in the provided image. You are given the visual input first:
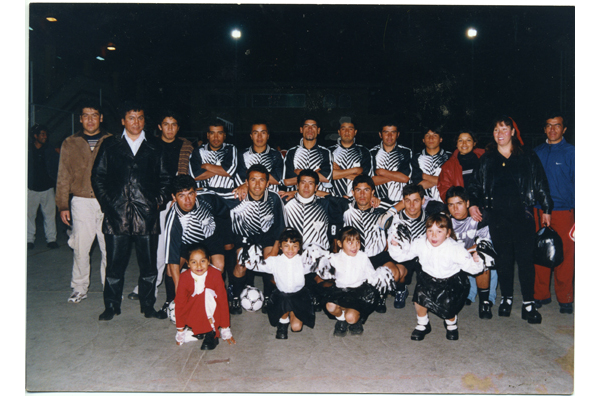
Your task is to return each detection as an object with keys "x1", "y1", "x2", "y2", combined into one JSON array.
[
  {"x1": 160, "y1": 175, "x2": 230, "y2": 309},
  {"x1": 56, "y1": 101, "x2": 110, "y2": 303},
  {"x1": 234, "y1": 121, "x2": 284, "y2": 198},
  {"x1": 533, "y1": 114, "x2": 575, "y2": 314},
  {"x1": 127, "y1": 110, "x2": 194, "y2": 303},
  {"x1": 342, "y1": 175, "x2": 403, "y2": 313},
  {"x1": 27, "y1": 124, "x2": 59, "y2": 250},
  {"x1": 227, "y1": 164, "x2": 286, "y2": 314},
  {"x1": 92, "y1": 101, "x2": 172, "y2": 321},
  {"x1": 329, "y1": 118, "x2": 373, "y2": 197},
  {"x1": 387, "y1": 184, "x2": 437, "y2": 309},
  {"x1": 282, "y1": 117, "x2": 333, "y2": 193},
  {"x1": 371, "y1": 120, "x2": 413, "y2": 204},
  {"x1": 411, "y1": 126, "x2": 450, "y2": 214}
]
